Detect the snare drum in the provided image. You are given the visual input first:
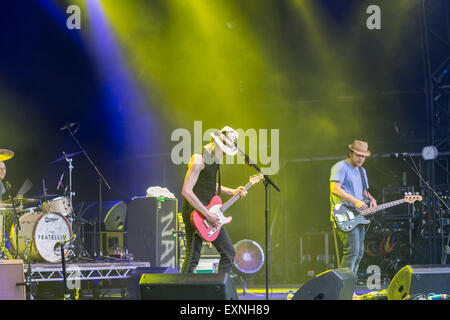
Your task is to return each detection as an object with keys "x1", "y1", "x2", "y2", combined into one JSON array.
[
  {"x1": 42, "y1": 197, "x2": 72, "y2": 216},
  {"x1": 10, "y1": 212, "x2": 73, "y2": 263}
]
